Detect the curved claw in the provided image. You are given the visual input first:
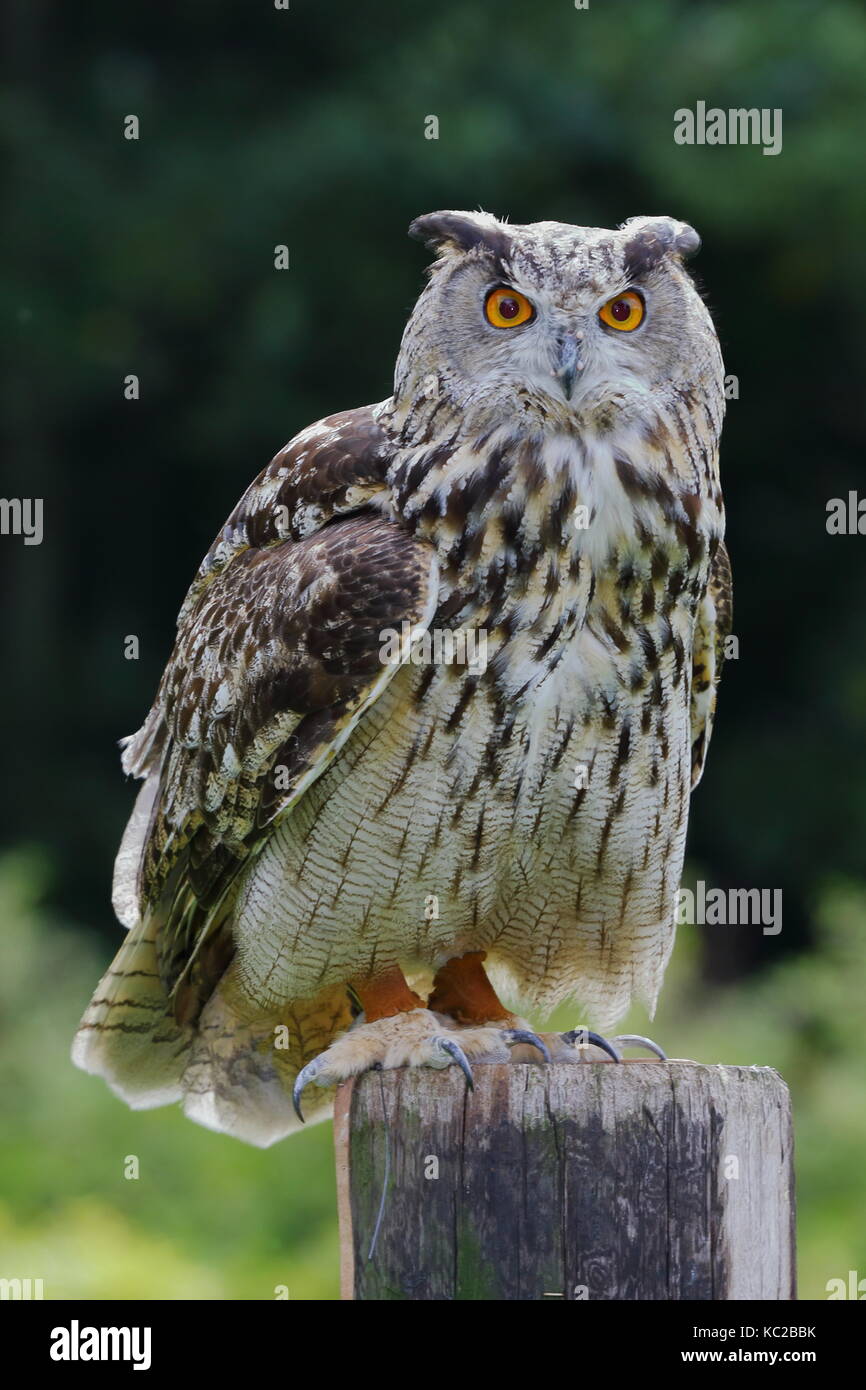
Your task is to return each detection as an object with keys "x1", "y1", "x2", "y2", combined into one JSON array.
[
  {"x1": 503, "y1": 1028, "x2": 551, "y2": 1063},
  {"x1": 292, "y1": 1058, "x2": 325, "y2": 1124},
  {"x1": 560, "y1": 1028, "x2": 622, "y2": 1063},
  {"x1": 611, "y1": 1033, "x2": 668, "y2": 1061},
  {"x1": 435, "y1": 1036, "x2": 475, "y2": 1090}
]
